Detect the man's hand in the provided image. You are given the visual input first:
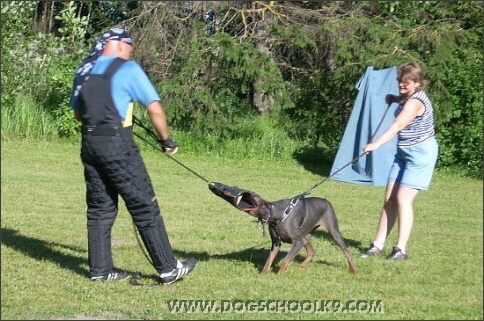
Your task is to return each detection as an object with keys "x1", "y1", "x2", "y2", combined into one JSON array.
[{"x1": 159, "y1": 138, "x2": 178, "y2": 154}]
